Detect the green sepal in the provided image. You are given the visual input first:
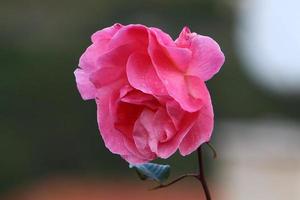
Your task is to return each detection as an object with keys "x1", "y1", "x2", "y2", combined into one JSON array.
[{"x1": 129, "y1": 162, "x2": 170, "y2": 183}]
